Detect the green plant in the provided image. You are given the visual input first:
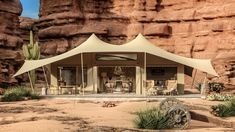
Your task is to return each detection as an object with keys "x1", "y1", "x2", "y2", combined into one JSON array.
[
  {"x1": 207, "y1": 94, "x2": 233, "y2": 101},
  {"x1": 195, "y1": 83, "x2": 202, "y2": 92},
  {"x1": 210, "y1": 98, "x2": 235, "y2": 117},
  {"x1": 134, "y1": 107, "x2": 173, "y2": 130},
  {"x1": 22, "y1": 31, "x2": 40, "y2": 92},
  {"x1": 2, "y1": 86, "x2": 40, "y2": 102},
  {"x1": 30, "y1": 93, "x2": 40, "y2": 99},
  {"x1": 0, "y1": 88, "x2": 5, "y2": 95},
  {"x1": 208, "y1": 82, "x2": 224, "y2": 93},
  {"x1": 0, "y1": 83, "x2": 10, "y2": 89}
]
